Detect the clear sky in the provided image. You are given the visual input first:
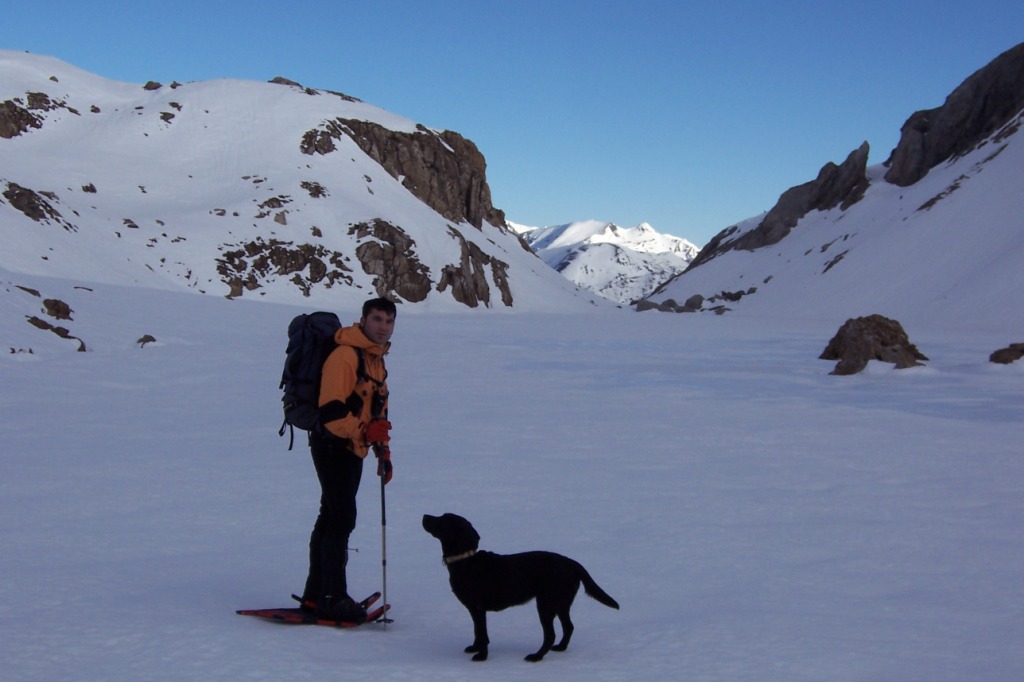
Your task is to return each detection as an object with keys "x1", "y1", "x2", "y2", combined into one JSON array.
[{"x1": 3, "y1": 1, "x2": 1022, "y2": 246}]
